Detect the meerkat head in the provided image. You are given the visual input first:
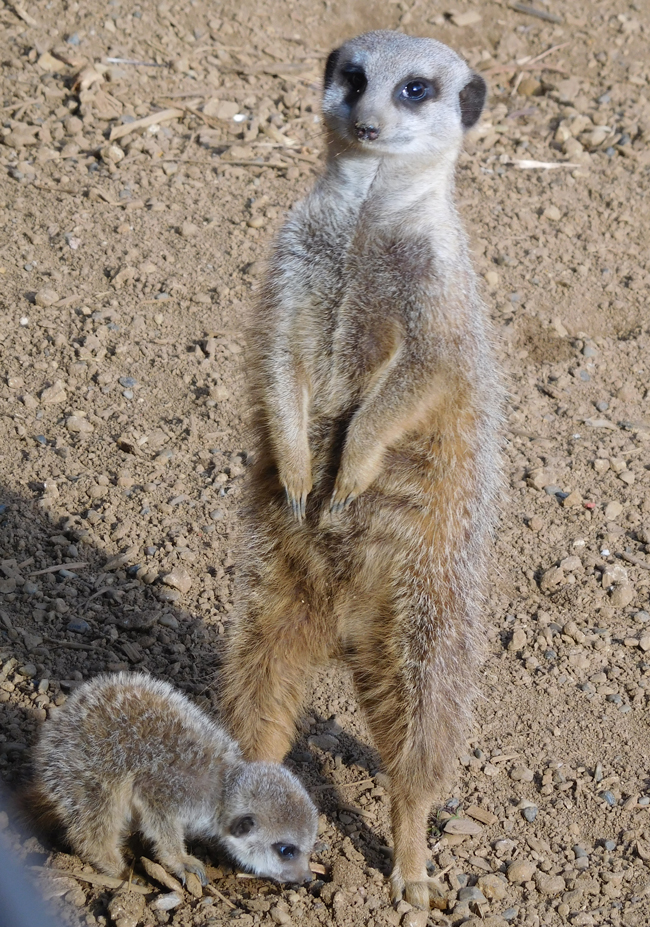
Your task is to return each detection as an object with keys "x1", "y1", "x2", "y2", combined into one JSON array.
[
  {"x1": 220, "y1": 763, "x2": 318, "y2": 884},
  {"x1": 322, "y1": 30, "x2": 486, "y2": 160}
]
